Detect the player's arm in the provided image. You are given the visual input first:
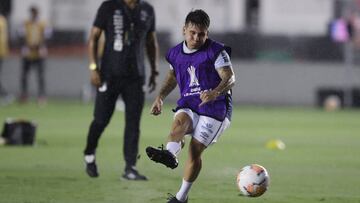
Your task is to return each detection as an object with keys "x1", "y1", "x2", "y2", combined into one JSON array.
[
  {"x1": 213, "y1": 66, "x2": 235, "y2": 94},
  {"x1": 146, "y1": 31, "x2": 159, "y2": 93},
  {"x1": 199, "y1": 66, "x2": 235, "y2": 106},
  {"x1": 150, "y1": 69, "x2": 177, "y2": 115},
  {"x1": 88, "y1": 26, "x2": 102, "y2": 87}
]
